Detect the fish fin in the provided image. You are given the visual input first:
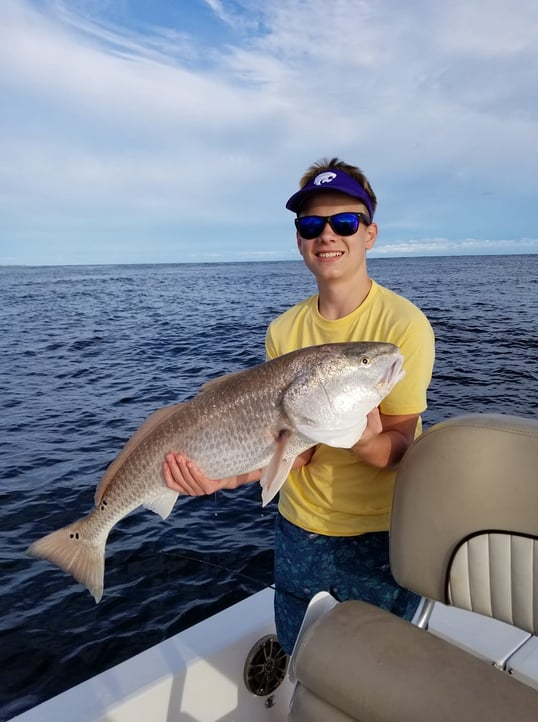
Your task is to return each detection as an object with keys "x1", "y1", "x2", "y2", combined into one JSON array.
[
  {"x1": 259, "y1": 430, "x2": 295, "y2": 507},
  {"x1": 143, "y1": 488, "x2": 179, "y2": 519},
  {"x1": 27, "y1": 519, "x2": 105, "y2": 603},
  {"x1": 260, "y1": 457, "x2": 295, "y2": 507}
]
